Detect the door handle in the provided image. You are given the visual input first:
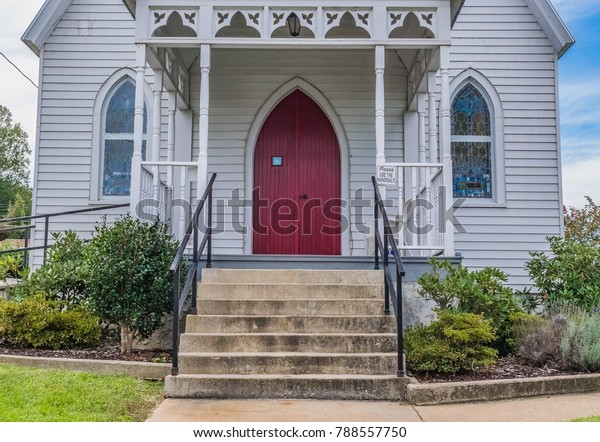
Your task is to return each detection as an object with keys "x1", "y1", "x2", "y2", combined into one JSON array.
[{"x1": 300, "y1": 194, "x2": 308, "y2": 200}]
